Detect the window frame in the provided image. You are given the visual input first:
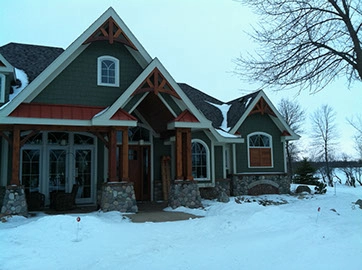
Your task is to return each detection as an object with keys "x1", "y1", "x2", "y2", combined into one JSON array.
[
  {"x1": 191, "y1": 139, "x2": 210, "y2": 181},
  {"x1": 0, "y1": 73, "x2": 5, "y2": 103},
  {"x1": 97, "y1": 56, "x2": 120, "y2": 87},
  {"x1": 247, "y1": 132, "x2": 273, "y2": 168}
]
